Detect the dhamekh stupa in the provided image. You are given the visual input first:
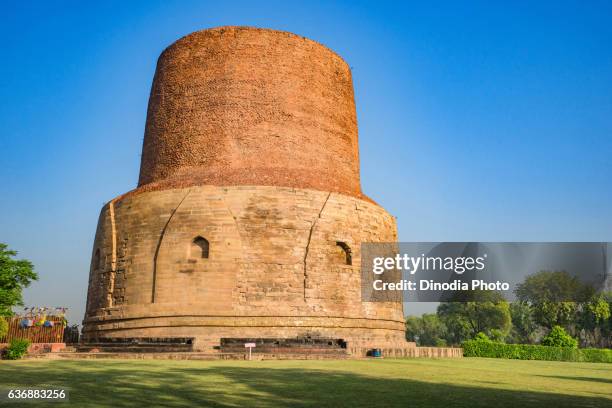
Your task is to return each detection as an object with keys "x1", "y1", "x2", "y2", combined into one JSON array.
[{"x1": 83, "y1": 26, "x2": 410, "y2": 355}]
